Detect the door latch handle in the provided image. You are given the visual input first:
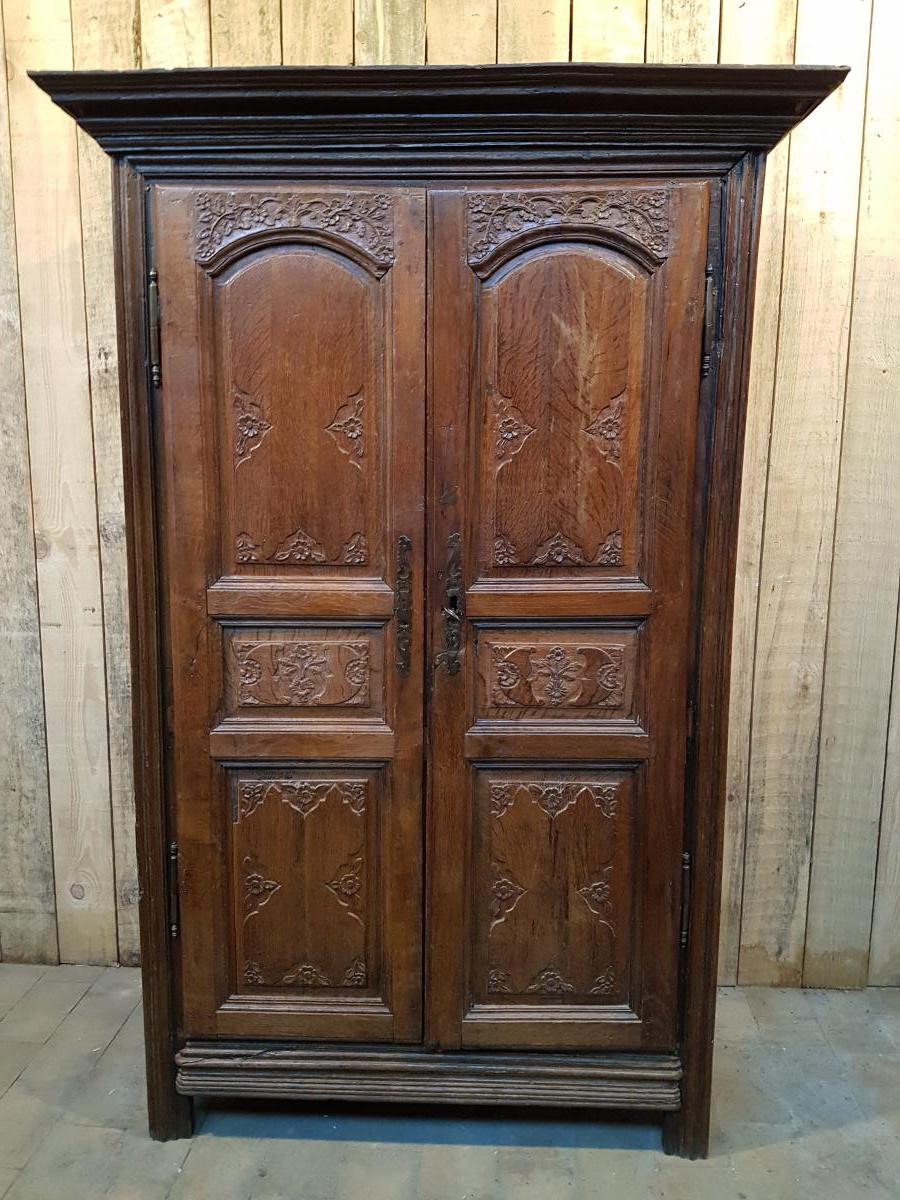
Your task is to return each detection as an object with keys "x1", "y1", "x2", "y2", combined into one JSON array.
[{"x1": 437, "y1": 532, "x2": 463, "y2": 675}]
